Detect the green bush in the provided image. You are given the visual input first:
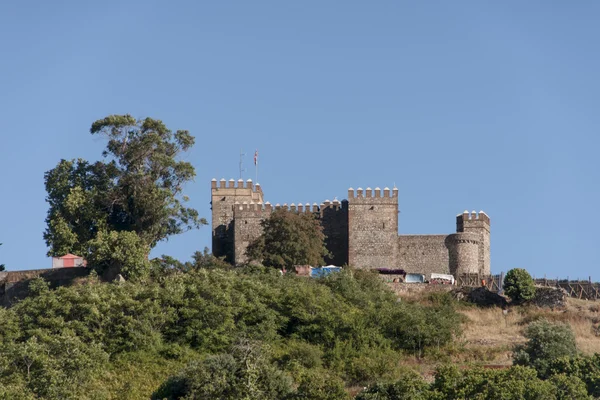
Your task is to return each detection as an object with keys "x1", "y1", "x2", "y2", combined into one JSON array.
[
  {"x1": 152, "y1": 341, "x2": 293, "y2": 400},
  {"x1": 513, "y1": 319, "x2": 578, "y2": 377},
  {"x1": 548, "y1": 355, "x2": 600, "y2": 397},
  {"x1": 290, "y1": 369, "x2": 349, "y2": 400},
  {"x1": 503, "y1": 268, "x2": 536, "y2": 303},
  {"x1": 0, "y1": 261, "x2": 470, "y2": 397},
  {"x1": 355, "y1": 368, "x2": 429, "y2": 400},
  {"x1": 548, "y1": 374, "x2": 591, "y2": 400},
  {"x1": 431, "y1": 365, "x2": 556, "y2": 400}
]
